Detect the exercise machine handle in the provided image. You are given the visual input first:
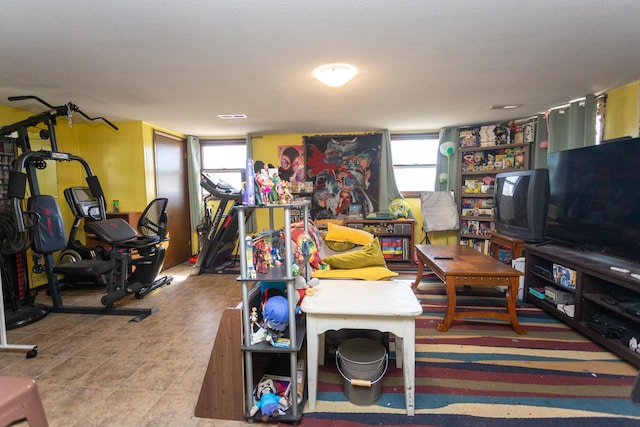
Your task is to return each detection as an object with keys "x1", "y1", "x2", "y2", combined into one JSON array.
[{"x1": 2, "y1": 95, "x2": 118, "y2": 132}]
